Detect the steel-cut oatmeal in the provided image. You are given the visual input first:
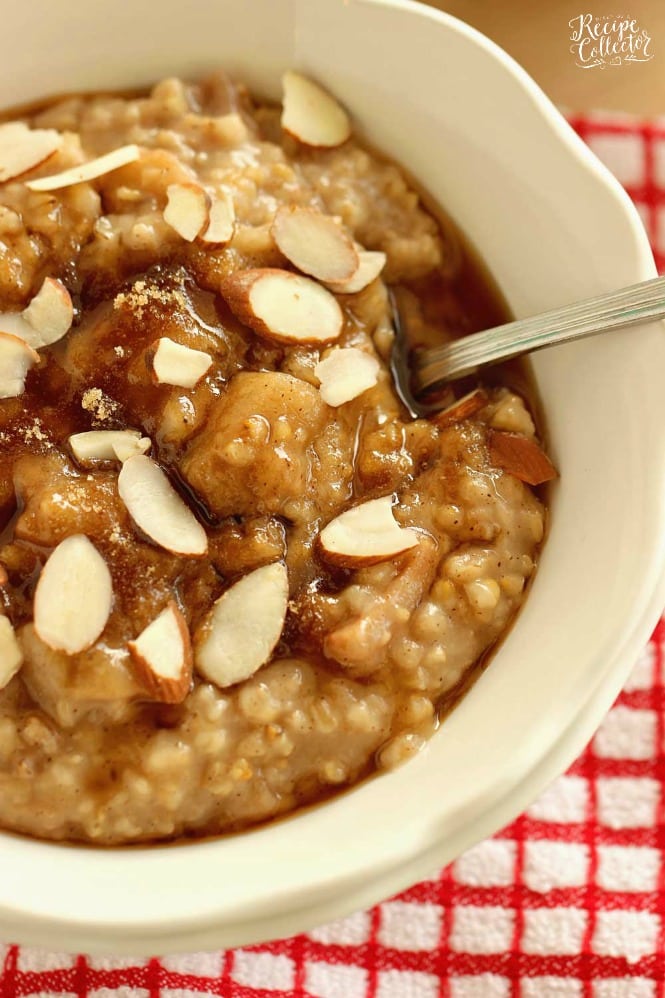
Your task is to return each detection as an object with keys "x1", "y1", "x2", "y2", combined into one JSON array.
[{"x1": 0, "y1": 71, "x2": 555, "y2": 844}]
